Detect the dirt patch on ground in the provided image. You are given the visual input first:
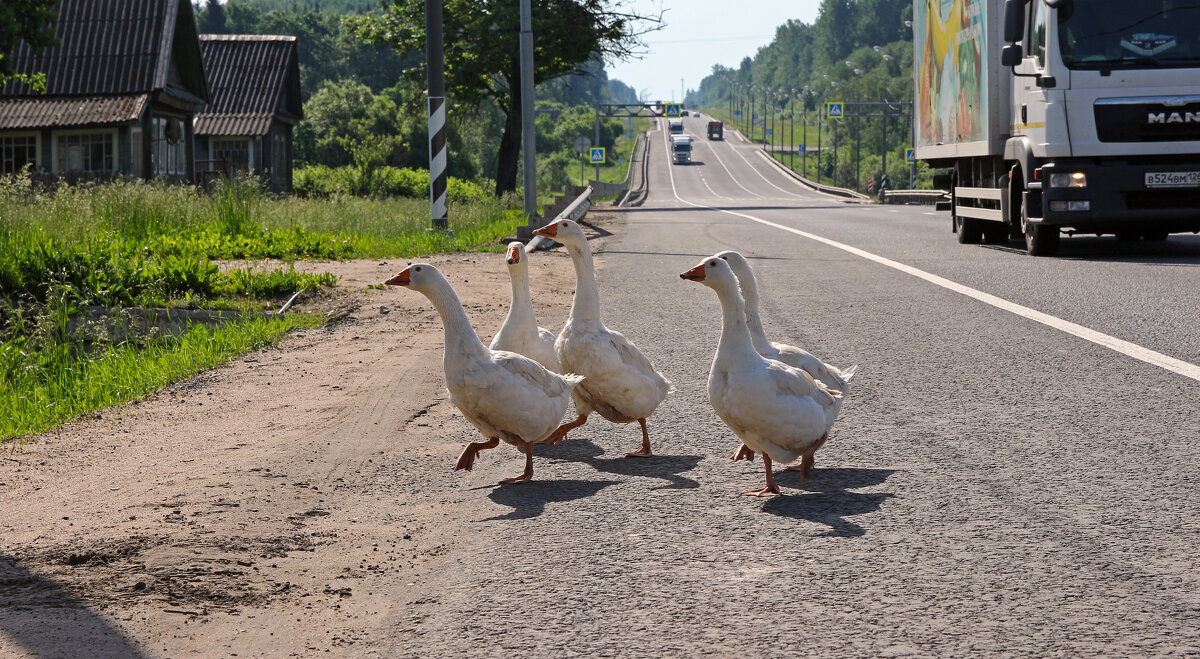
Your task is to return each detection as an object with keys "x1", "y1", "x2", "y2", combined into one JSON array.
[{"x1": 0, "y1": 217, "x2": 618, "y2": 657}]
